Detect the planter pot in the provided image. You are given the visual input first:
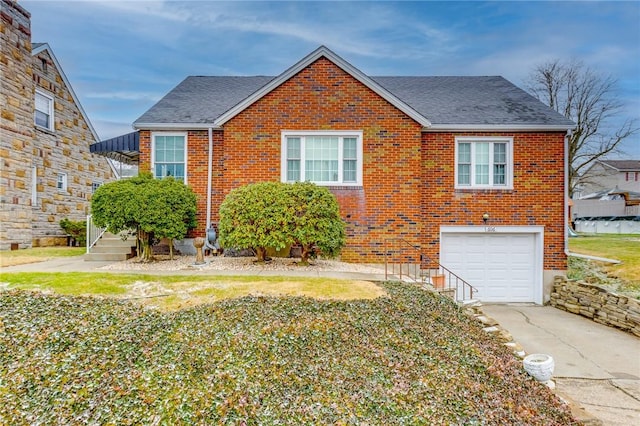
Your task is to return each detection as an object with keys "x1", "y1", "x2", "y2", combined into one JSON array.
[
  {"x1": 432, "y1": 275, "x2": 445, "y2": 289},
  {"x1": 523, "y1": 353, "x2": 555, "y2": 382}
]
